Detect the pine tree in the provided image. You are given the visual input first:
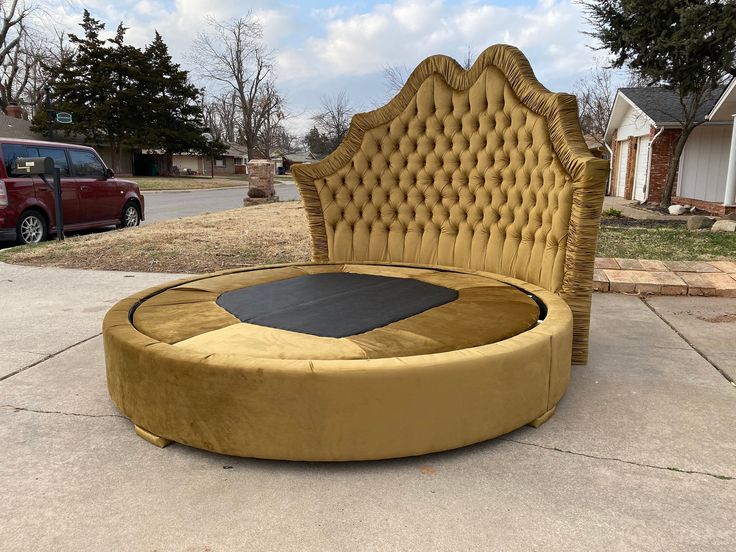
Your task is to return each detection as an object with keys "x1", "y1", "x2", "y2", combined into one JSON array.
[
  {"x1": 31, "y1": 12, "x2": 138, "y2": 171},
  {"x1": 139, "y1": 31, "x2": 207, "y2": 173},
  {"x1": 32, "y1": 12, "x2": 209, "y2": 173}
]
